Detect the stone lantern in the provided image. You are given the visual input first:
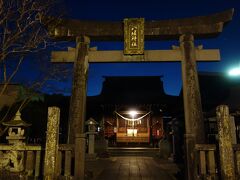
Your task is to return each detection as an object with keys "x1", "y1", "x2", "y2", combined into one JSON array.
[
  {"x1": 2, "y1": 110, "x2": 31, "y2": 145},
  {"x1": 86, "y1": 118, "x2": 97, "y2": 132},
  {"x1": 0, "y1": 110, "x2": 31, "y2": 173},
  {"x1": 85, "y1": 118, "x2": 98, "y2": 159}
]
